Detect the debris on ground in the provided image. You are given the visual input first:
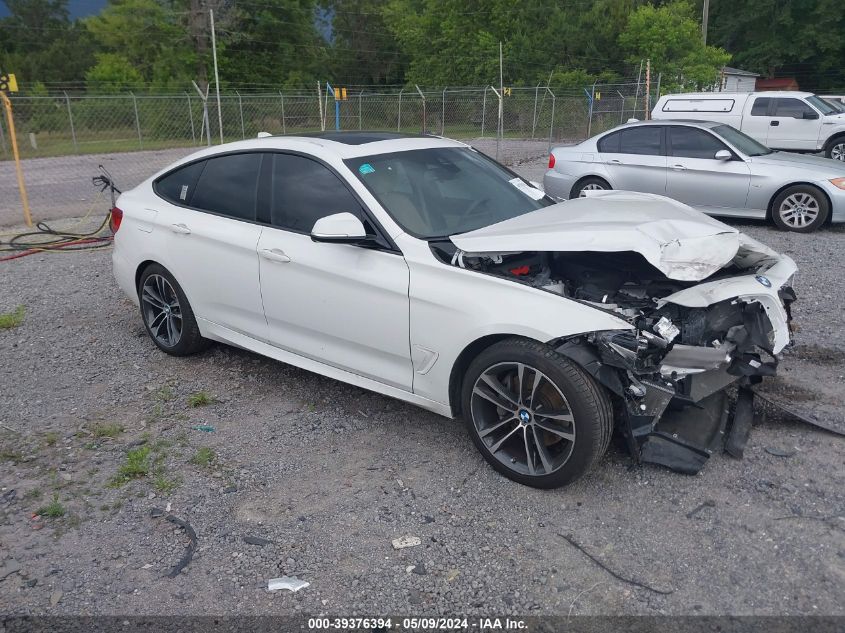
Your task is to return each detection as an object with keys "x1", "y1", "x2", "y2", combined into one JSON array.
[
  {"x1": 391, "y1": 535, "x2": 421, "y2": 550},
  {"x1": 49, "y1": 590, "x2": 63, "y2": 606},
  {"x1": 686, "y1": 499, "x2": 716, "y2": 519},
  {"x1": 765, "y1": 447, "x2": 797, "y2": 457},
  {"x1": 558, "y1": 533, "x2": 674, "y2": 595},
  {"x1": 243, "y1": 536, "x2": 273, "y2": 547},
  {"x1": 190, "y1": 425, "x2": 215, "y2": 433},
  {"x1": 0, "y1": 558, "x2": 22, "y2": 581},
  {"x1": 267, "y1": 576, "x2": 309, "y2": 592},
  {"x1": 151, "y1": 513, "x2": 198, "y2": 578}
]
